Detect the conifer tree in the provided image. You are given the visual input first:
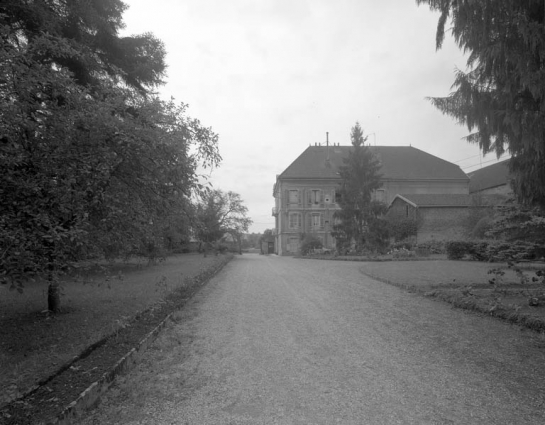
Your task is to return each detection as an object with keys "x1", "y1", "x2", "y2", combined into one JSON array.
[
  {"x1": 417, "y1": 0, "x2": 545, "y2": 206},
  {"x1": 332, "y1": 123, "x2": 385, "y2": 252}
]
